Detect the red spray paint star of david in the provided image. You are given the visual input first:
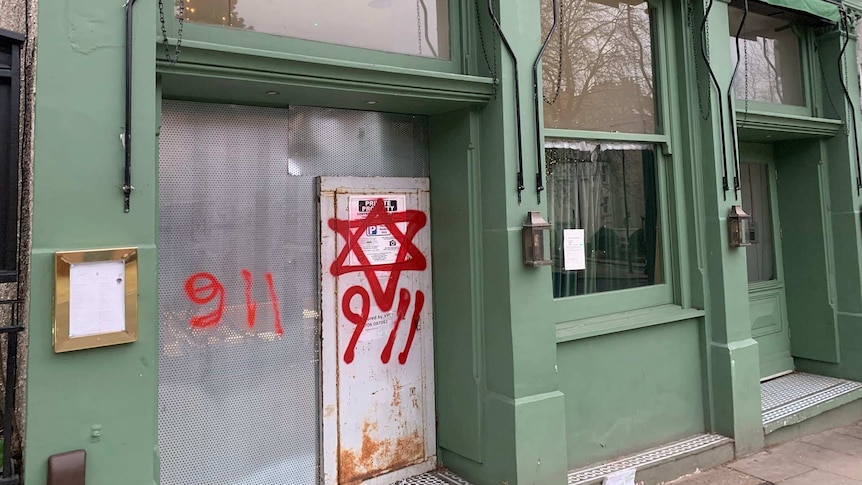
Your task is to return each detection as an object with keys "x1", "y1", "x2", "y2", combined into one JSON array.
[{"x1": 328, "y1": 198, "x2": 427, "y2": 312}]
